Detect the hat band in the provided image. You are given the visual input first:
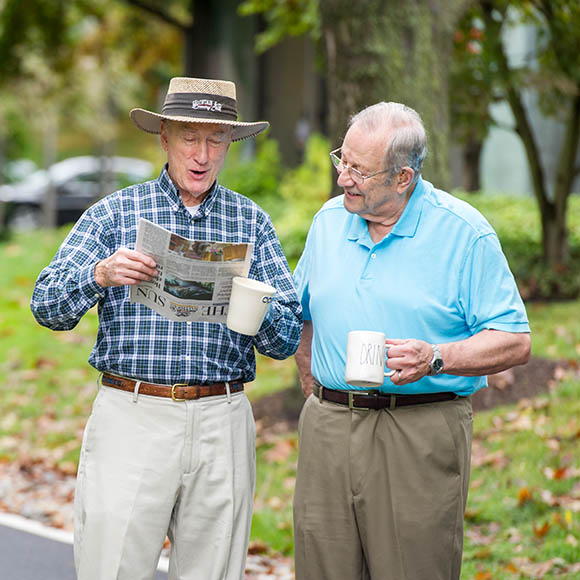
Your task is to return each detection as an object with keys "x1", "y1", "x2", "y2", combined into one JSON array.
[{"x1": 162, "y1": 93, "x2": 238, "y2": 122}]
